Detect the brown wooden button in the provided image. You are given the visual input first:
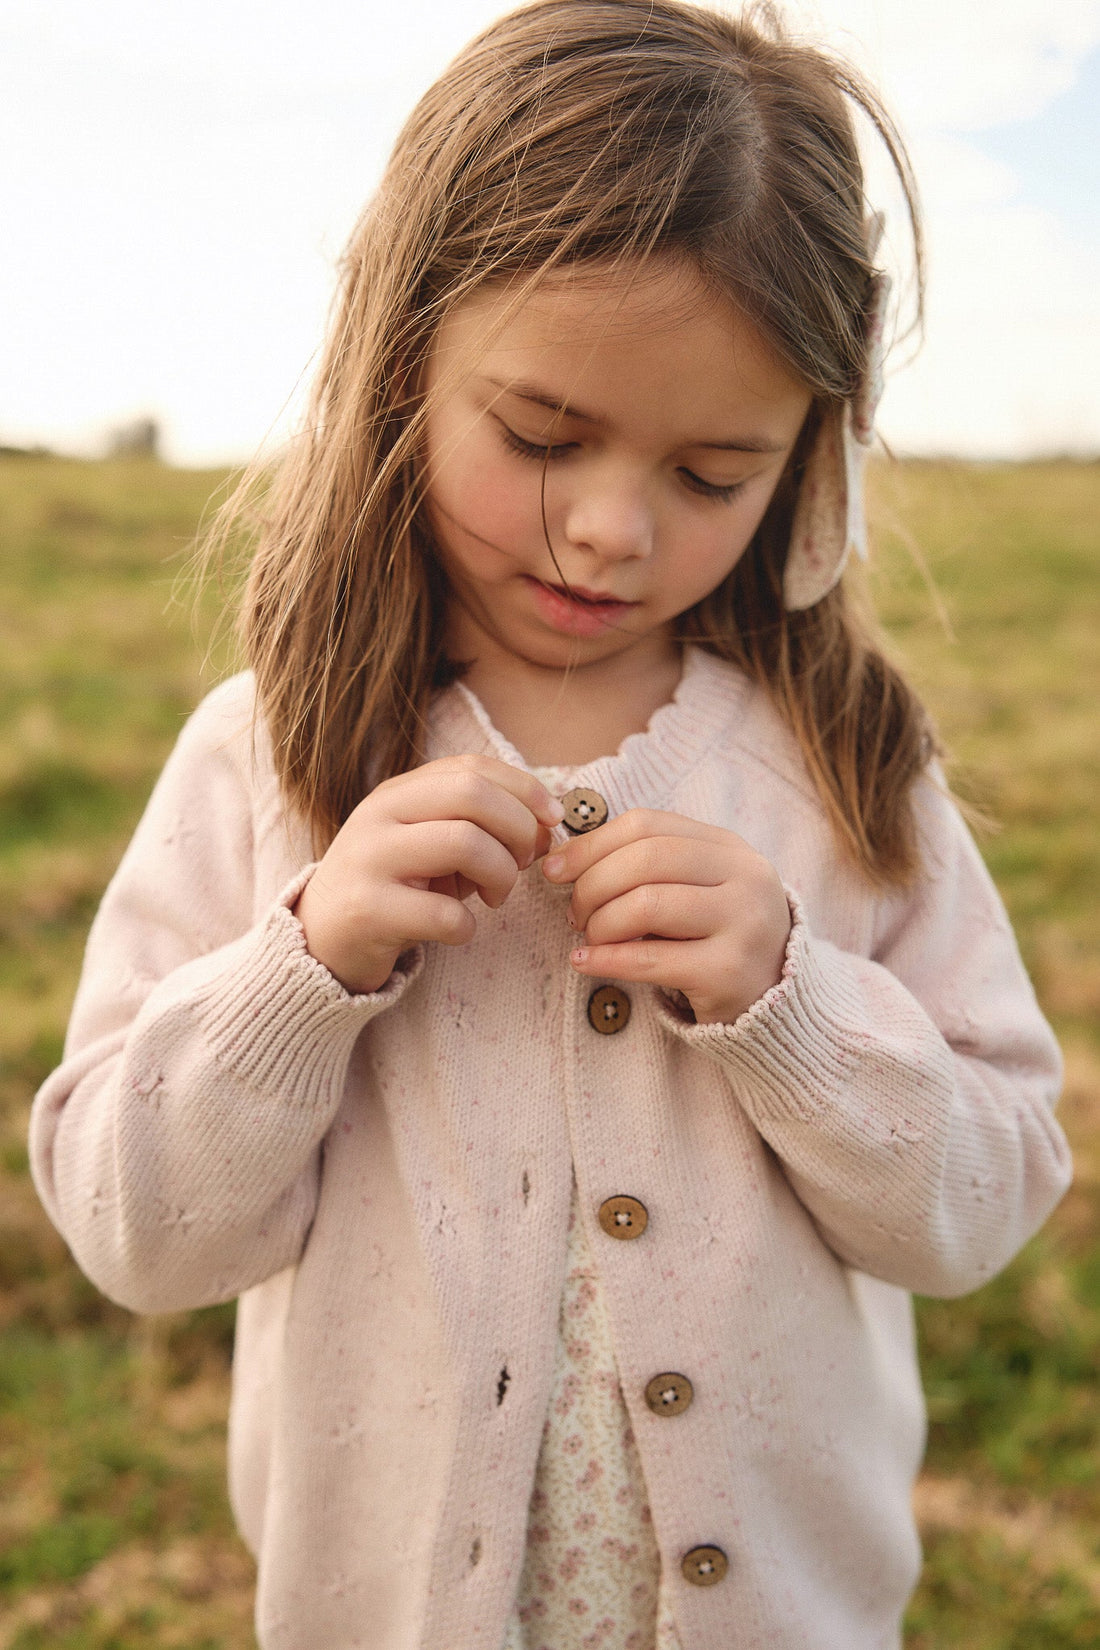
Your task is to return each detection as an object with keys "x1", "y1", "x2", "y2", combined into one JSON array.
[
  {"x1": 681, "y1": 1545, "x2": 728, "y2": 1586},
  {"x1": 587, "y1": 984, "x2": 631, "y2": 1035},
  {"x1": 597, "y1": 1195, "x2": 649, "y2": 1240},
  {"x1": 561, "y1": 787, "x2": 608, "y2": 834},
  {"x1": 644, "y1": 1372, "x2": 694, "y2": 1416}
]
